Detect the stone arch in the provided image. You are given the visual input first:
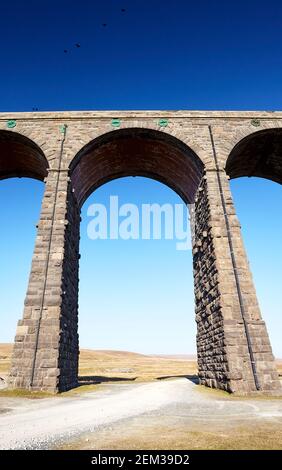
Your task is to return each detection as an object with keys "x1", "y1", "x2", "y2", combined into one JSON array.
[
  {"x1": 69, "y1": 127, "x2": 205, "y2": 207},
  {"x1": 226, "y1": 127, "x2": 282, "y2": 184},
  {"x1": 0, "y1": 130, "x2": 49, "y2": 181},
  {"x1": 60, "y1": 127, "x2": 205, "y2": 390},
  {"x1": 8, "y1": 120, "x2": 282, "y2": 394},
  {"x1": 66, "y1": 124, "x2": 209, "y2": 173}
]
